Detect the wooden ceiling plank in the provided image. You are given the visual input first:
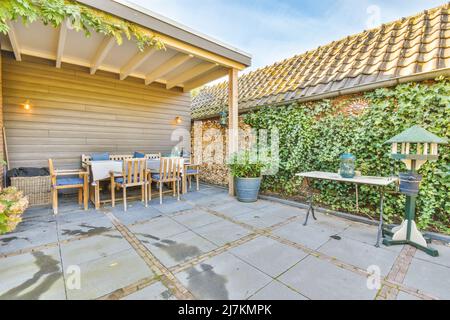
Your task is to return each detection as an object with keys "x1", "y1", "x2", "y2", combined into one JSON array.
[
  {"x1": 120, "y1": 48, "x2": 157, "y2": 80},
  {"x1": 145, "y1": 53, "x2": 193, "y2": 85},
  {"x1": 56, "y1": 21, "x2": 68, "y2": 68},
  {"x1": 6, "y1": 21, "x2": 21, "y2": 61},
  {"x1": 166, "y1": 62, "x2": 217, "y2": 89},
  {"x1": 183, "y1": 68, "x2": 229, "y2": 92},
  {"x1": 90, "y1": 37, "x2": 116, "y2": 75}
]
